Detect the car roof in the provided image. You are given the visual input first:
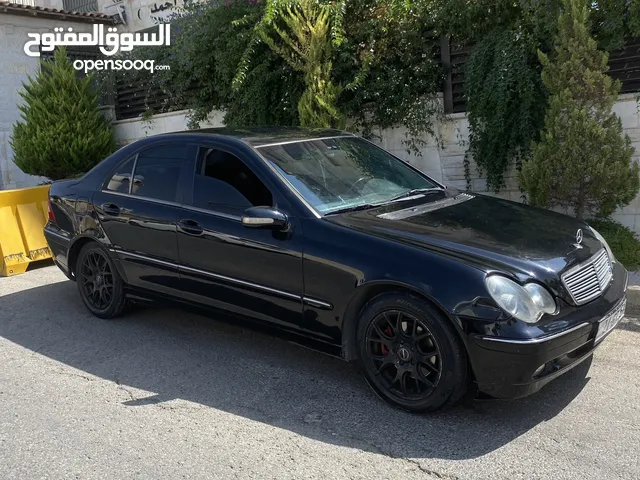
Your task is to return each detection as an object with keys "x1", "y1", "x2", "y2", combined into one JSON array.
[{"x1": 162, "y1": 127, "x2": 356, "y2": 148}]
